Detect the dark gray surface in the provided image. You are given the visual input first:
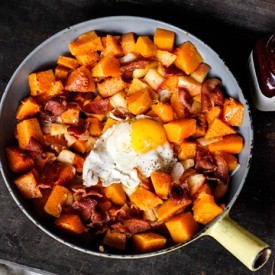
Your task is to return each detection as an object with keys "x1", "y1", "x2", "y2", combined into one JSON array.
[{"x1": 1, "y1": 1, "x2": 275, "y2": 275}]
